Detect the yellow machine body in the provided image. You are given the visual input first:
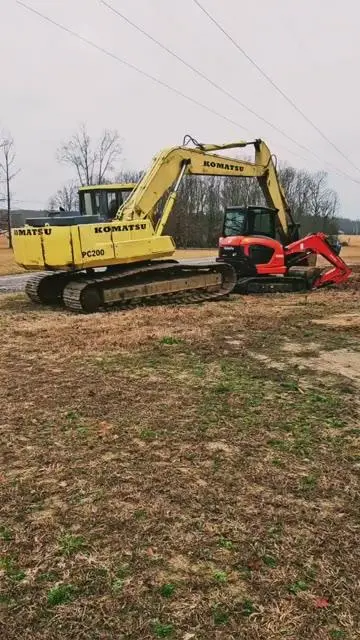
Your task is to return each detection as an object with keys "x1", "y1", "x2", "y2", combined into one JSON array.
[{"x1": 12, "y1": 220, "x2": 175, "y2": 271}]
